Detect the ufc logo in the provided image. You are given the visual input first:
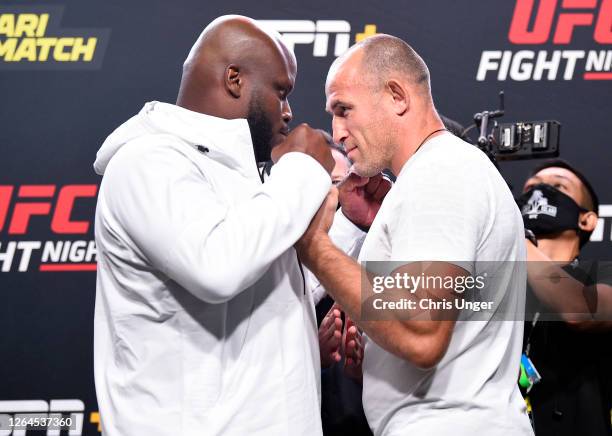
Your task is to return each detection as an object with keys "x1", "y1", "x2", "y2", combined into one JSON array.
[
  {"x1": 509, "y1": 0, "x2": 612, "y2": 44},
  {"x1": 0, "y1": 185, "x2": 97, "y2": 235},
  {"x1": 258, "y1": 20, "x2": 351, "y2": 57}
]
